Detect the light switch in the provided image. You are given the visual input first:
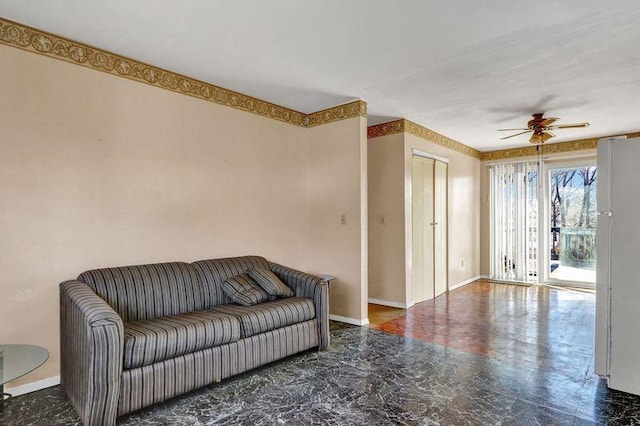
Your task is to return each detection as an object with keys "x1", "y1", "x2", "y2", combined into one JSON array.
[
  {"x1": 380, "y1": 215, "x2": 387, "y2": 225},
  {"x1": 341, "y1": 214, "x2": 347, "y2": 225}
]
